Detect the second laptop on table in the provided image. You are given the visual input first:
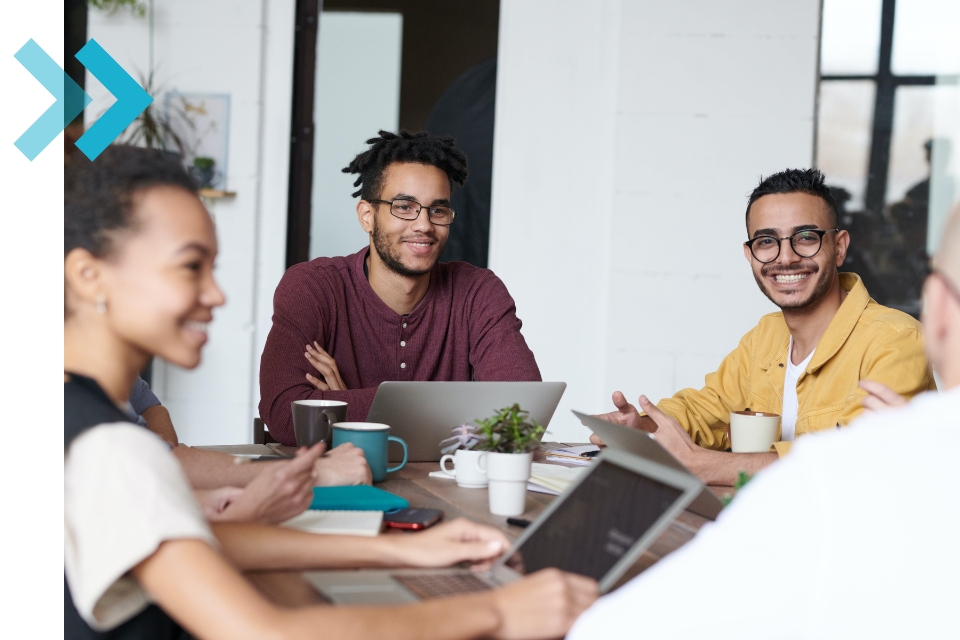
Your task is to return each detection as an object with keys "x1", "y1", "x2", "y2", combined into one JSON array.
[
  {"x1": 367, "y1": 381, "x2": 566, "y2": 462},
  {"x1": 305, "y1": 447, "x2": 703, "y2": 604}
]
